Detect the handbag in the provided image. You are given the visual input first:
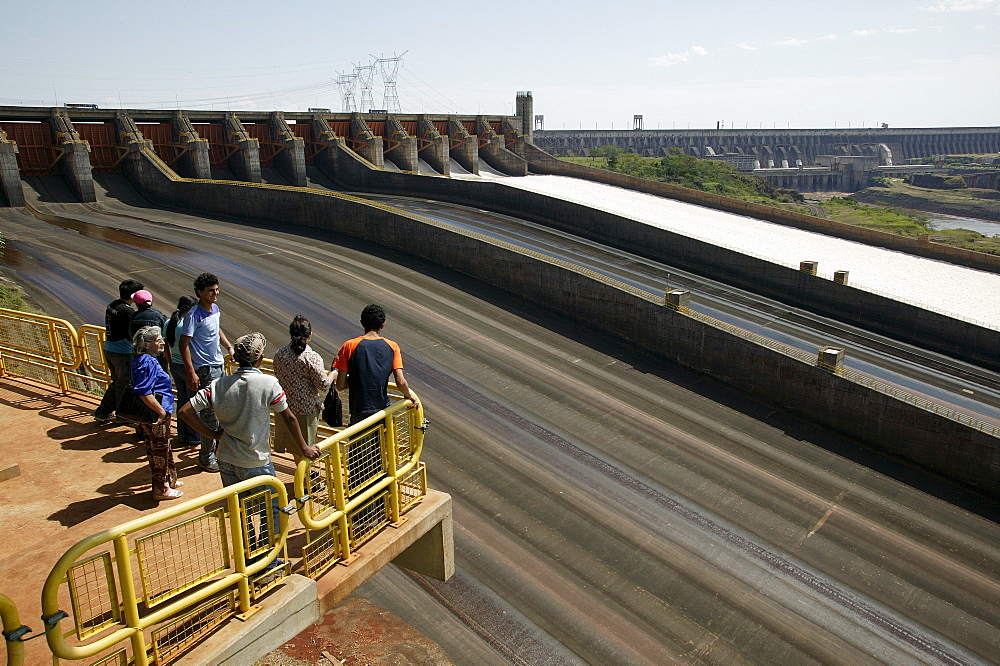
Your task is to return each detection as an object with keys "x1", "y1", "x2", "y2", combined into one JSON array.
[
  {"x1": 322, "y1": 384, "x2": 343, "y2": 427},
  {"x1": 116, "y1": 368, "x2": 164, "y2": 424}
]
